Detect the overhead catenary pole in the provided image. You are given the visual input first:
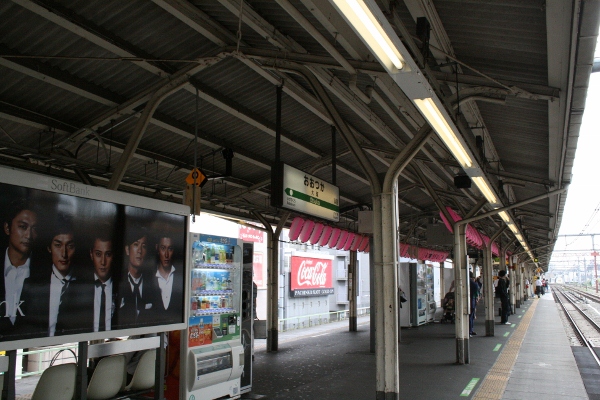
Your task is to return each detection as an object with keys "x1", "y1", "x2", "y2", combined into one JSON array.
[{"x1": 593, "y1": 235, "x2": 598, "y2": 293}]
